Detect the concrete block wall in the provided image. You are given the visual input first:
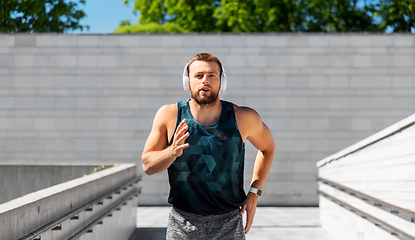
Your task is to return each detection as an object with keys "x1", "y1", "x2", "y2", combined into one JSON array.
[
  {"x1": 0, "y1": 164, "x2": 111, "y2": 204},
  {"x1": 1, "y1": 33, "x2": 415, "y2": 206}
]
